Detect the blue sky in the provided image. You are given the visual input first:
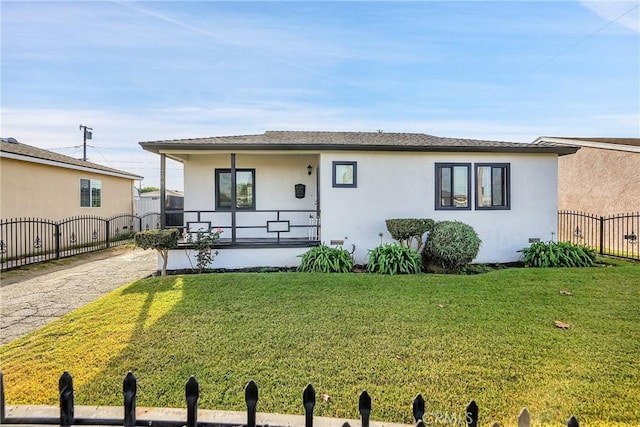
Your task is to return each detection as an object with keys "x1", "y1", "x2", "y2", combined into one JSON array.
[{"x1": 2, "y1": 1, "x2": 639, "y2": 190}]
